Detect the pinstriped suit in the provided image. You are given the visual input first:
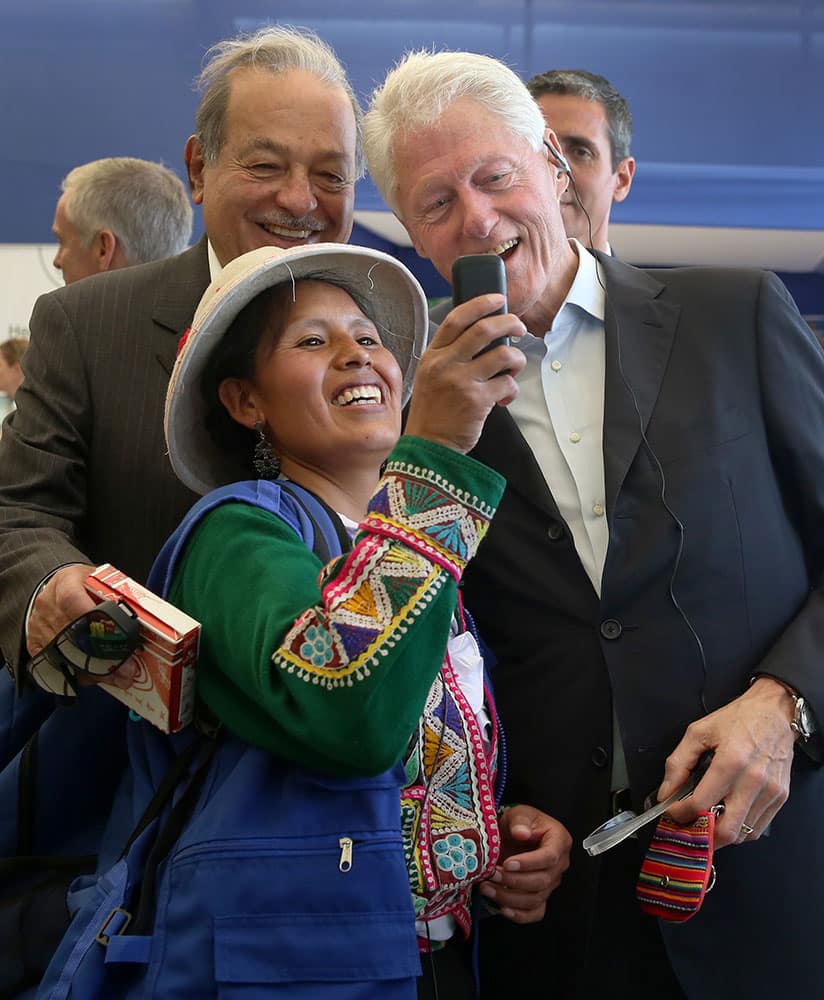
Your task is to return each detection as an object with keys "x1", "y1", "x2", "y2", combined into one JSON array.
[{"x1": 0, "y1": 238, "x2": 210, "y2": 674}]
